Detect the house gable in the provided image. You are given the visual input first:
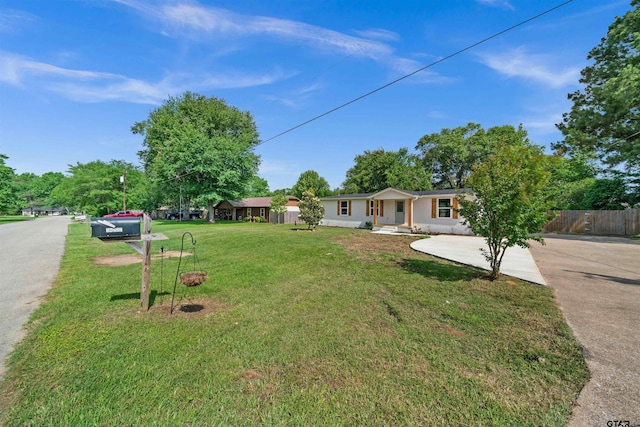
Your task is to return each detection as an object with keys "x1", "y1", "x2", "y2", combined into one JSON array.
[{"x1": 371, "y1": 188, "x2": 417, "y2": 200}]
